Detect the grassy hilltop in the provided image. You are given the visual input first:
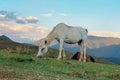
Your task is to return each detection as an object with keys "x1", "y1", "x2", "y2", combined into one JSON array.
[{"x1": 0, "y1": 38, "x2": 120, "y2": 80}]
